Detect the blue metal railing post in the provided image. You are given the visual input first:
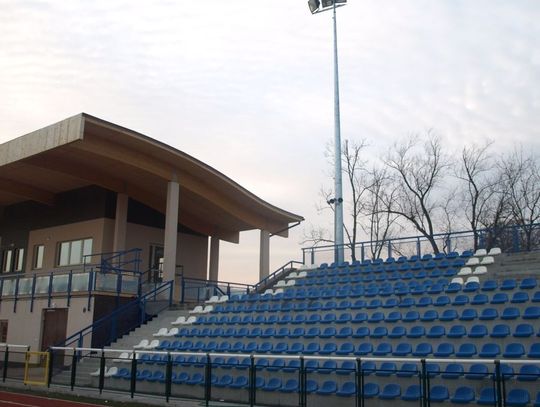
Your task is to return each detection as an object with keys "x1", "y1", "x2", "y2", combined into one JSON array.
[
  {"x1": 416, "y1": 238, "x2": 421, "y2": 258},
  {"x1": 13, "y1": 276, "x2": 20, "y2": 313},
  {"x1": 387, "y1": 241, "x2": 392, "y2": 259},
  {"x1": 67, "y1": 271, "x2": 73, "y2": 307},
  {"x1": 87, "y1": 270, "x2": 94, "y2": 311},
  {"x1": 47, "y1": 272, "x2": 53, "y2": 308},
  {"x1": 30, "y1": 274, "x2": 37, "y2": 312}
]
